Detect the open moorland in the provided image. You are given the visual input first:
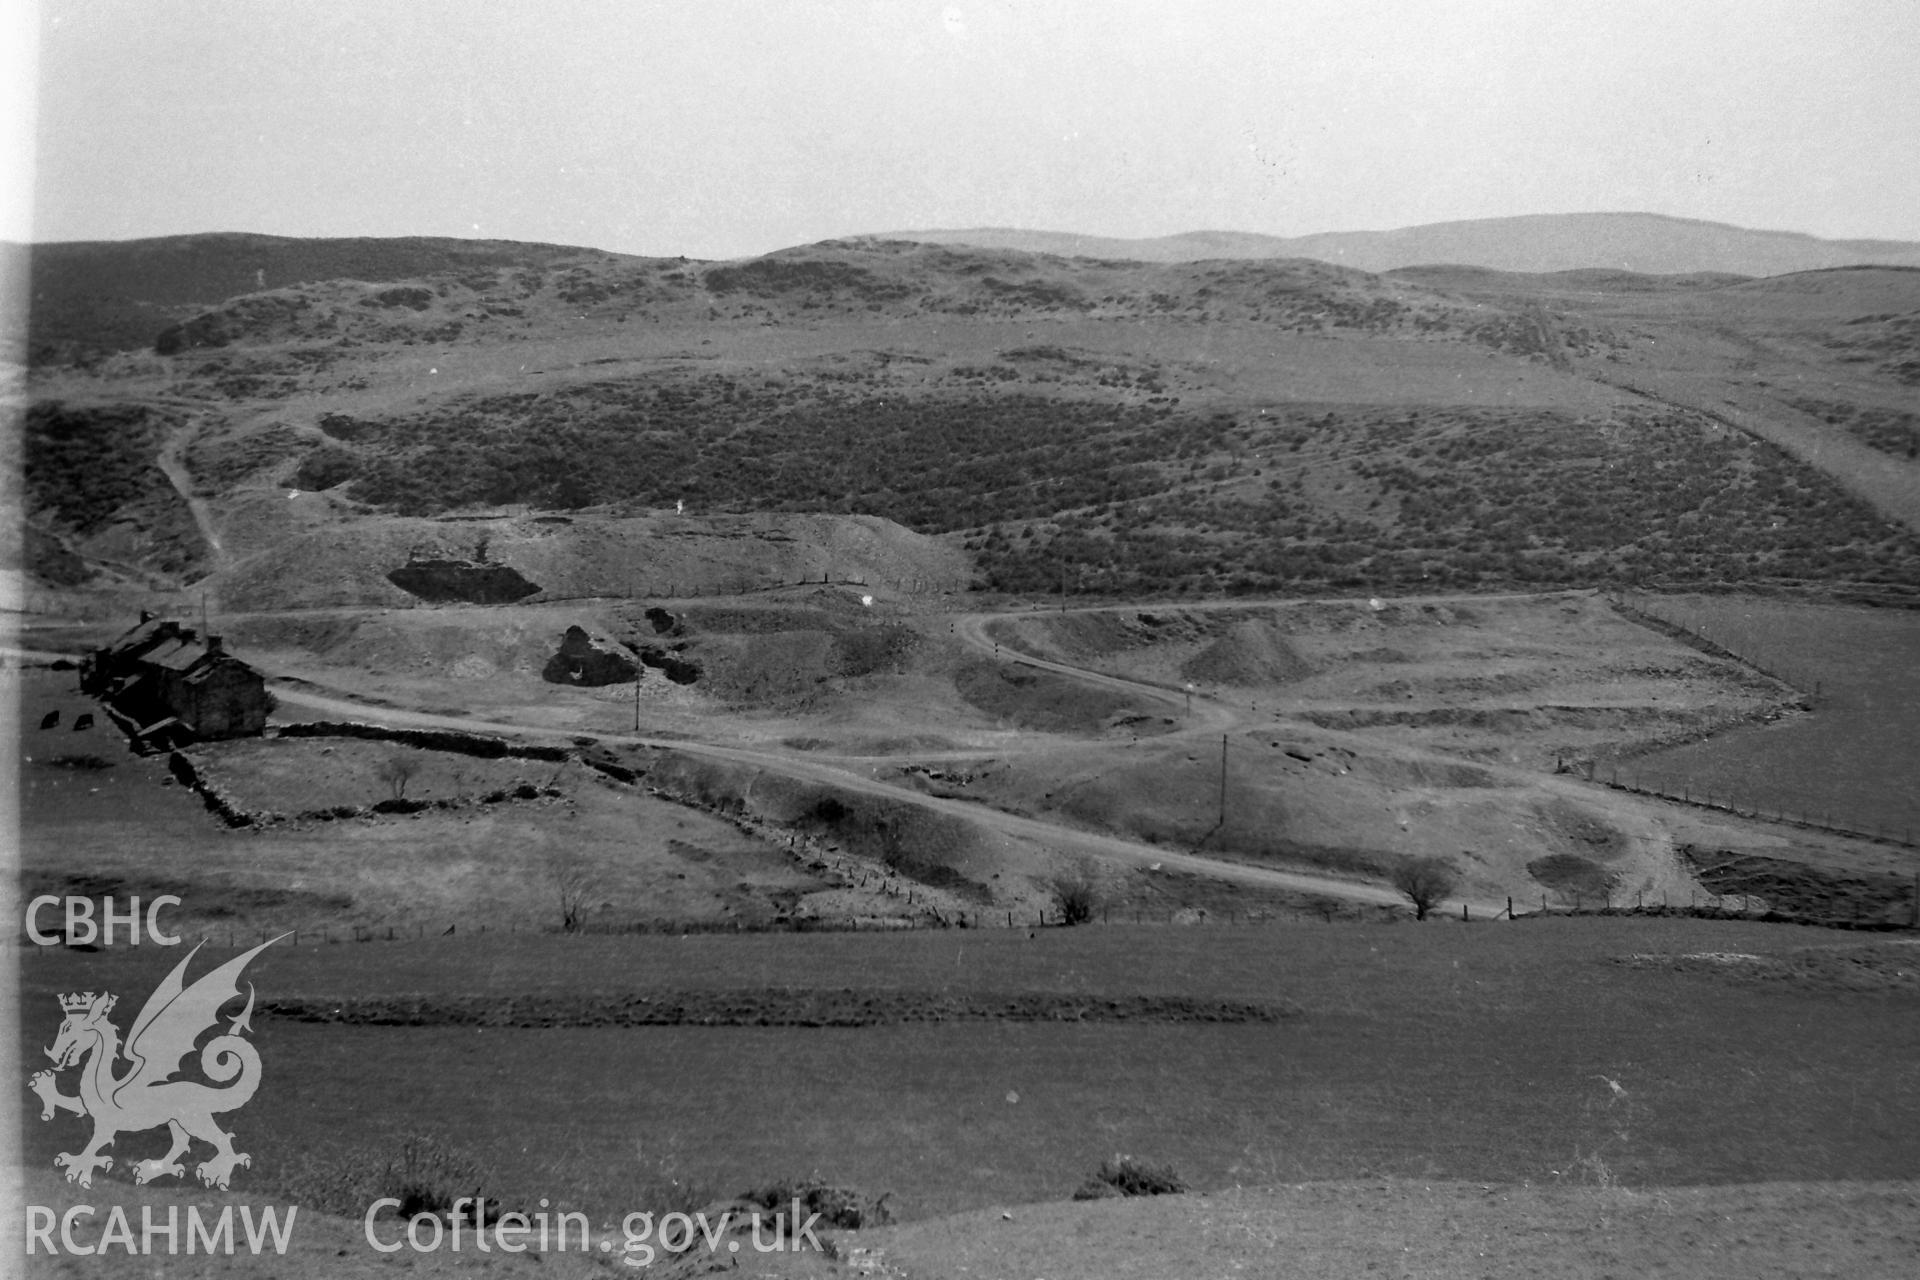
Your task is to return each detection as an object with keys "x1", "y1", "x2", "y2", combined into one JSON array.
[
  {"x1": 10, "y1": 229, "x2": 1920, "y2": 1275},
  {"x1": 15, "y1": 236, "x2": 1920, "y2": 608}
]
